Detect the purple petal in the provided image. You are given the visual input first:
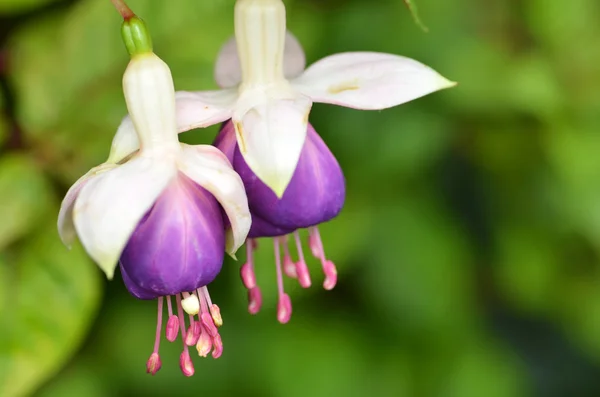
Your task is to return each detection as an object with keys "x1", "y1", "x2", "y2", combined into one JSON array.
[
  {"x1": 248, "y1": 213, "x2": 296, "y2": 238},
  {"x1": 120, "y1": 173, "x2": 225, "y2": 299},
  {"x1": 222, "y1": 122, "x2": 345, "y2": 231},
  {"x1": 213, "y1": 122, "x2": 237, "y2": 164},
  {"x1": 119, "y1": 262, "x2": 158, "y2": 300}
]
